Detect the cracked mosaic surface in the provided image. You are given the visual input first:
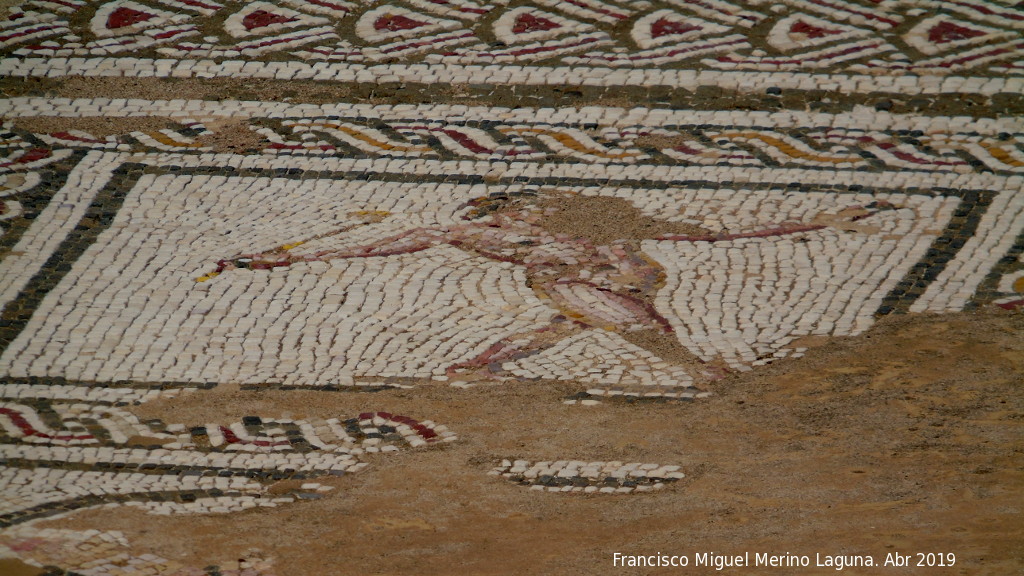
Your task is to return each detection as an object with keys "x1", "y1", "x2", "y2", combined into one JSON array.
[
  {"x1": 490, "y1": 459, "x2": 686, "y2": 493},
  {"x1": 0, "y1": 389, "x2": 455, "y2": 527},
  {"x1": 0, "y1": 0, "x2": 1021, "y2": 574}
]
